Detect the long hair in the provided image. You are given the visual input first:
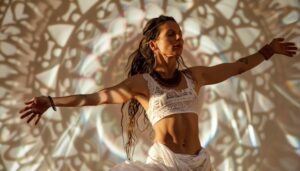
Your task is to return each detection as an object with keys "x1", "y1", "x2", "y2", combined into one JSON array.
[{"x1": 121, "y1": 15, "x2": 193, "y2": 160}]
